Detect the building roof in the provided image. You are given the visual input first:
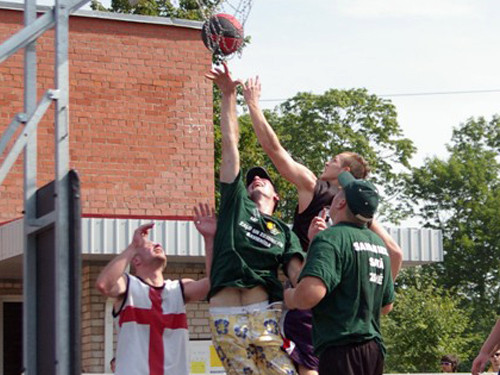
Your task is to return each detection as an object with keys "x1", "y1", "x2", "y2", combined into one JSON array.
[{"x1": 0, "y1": 1, "x2": 204, "y2": 30}]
